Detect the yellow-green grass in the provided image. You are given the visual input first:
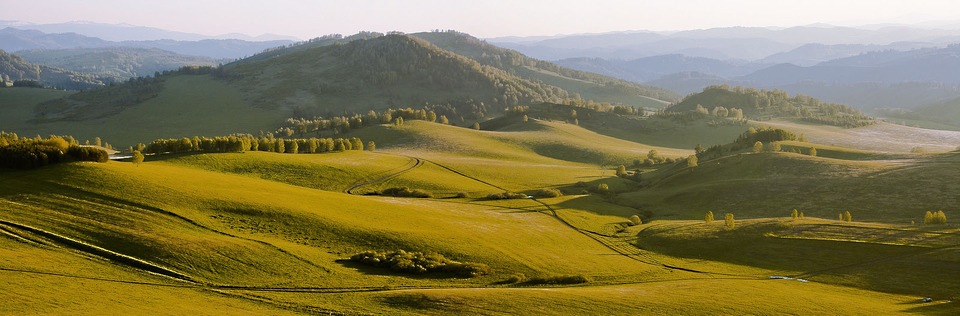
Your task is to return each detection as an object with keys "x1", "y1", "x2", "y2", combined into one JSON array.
[
  {"x1": 760, "y1": 119, "x2": 960, "y2": 153},
  {"x1": 0, "y1": 159, "x2": 671, "y2": 288},
  {"x1": 233, "y1": 278, "x2": 944, "y2": 315},
  {"x1": 619, "y1": 151, "x2": 960, "y2": 223},
  {"x1": 347, "y1": 120, "x2": 691, "y2": 166},
  {"x1": 2, "y1": 75, "x2": 286, "y2": 147},
  {"x1": 635, "y1": 218, "x2": 960, "y2": 300},
  {"x1": 0, "y1": 236, "x2": 297, "y2": 315}
]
